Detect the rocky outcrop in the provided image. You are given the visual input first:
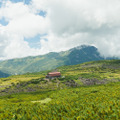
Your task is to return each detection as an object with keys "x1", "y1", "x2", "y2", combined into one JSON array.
[{"x1": 64, "y1": 80, "x2": 78, "y2": 87}]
